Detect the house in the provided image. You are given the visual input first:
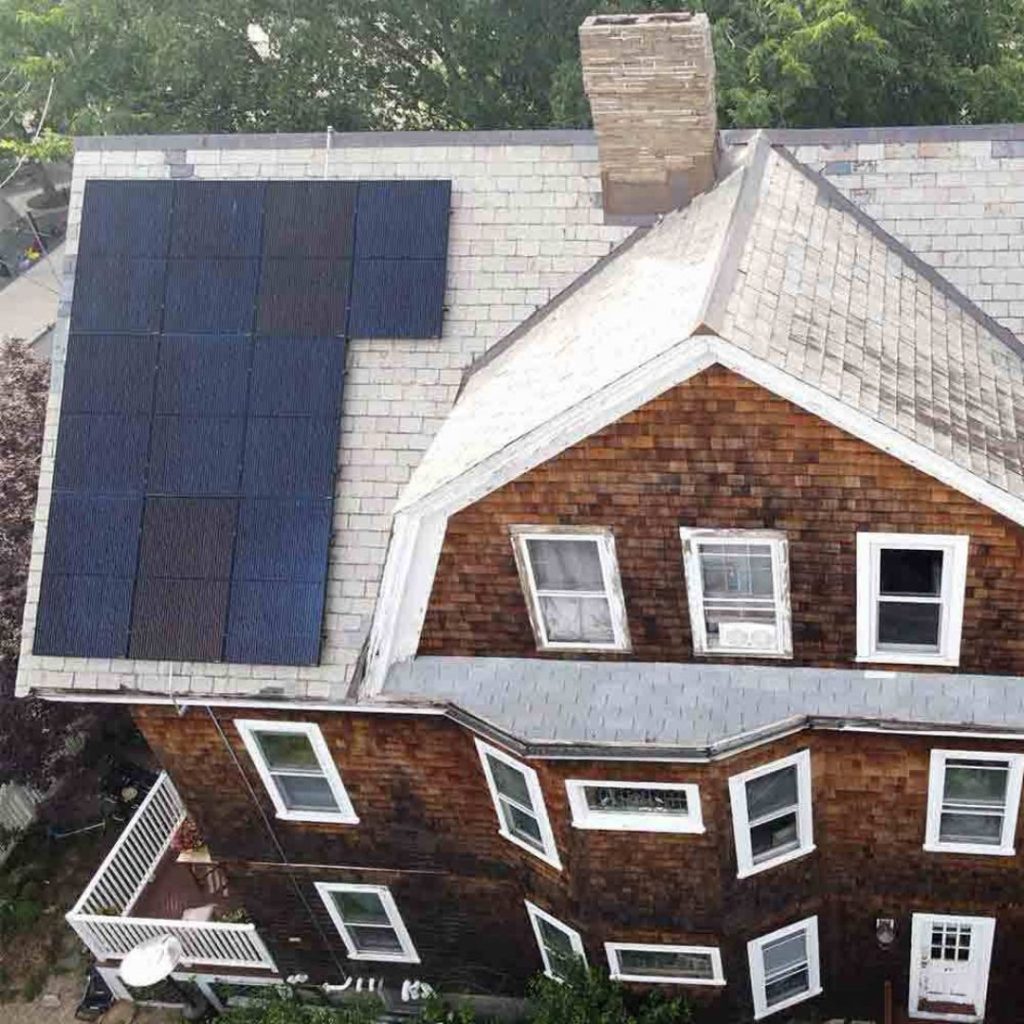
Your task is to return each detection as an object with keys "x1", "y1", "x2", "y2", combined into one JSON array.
[{"x1": 14, "y1": 9, "x2": 1024, "y2": 1021}]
